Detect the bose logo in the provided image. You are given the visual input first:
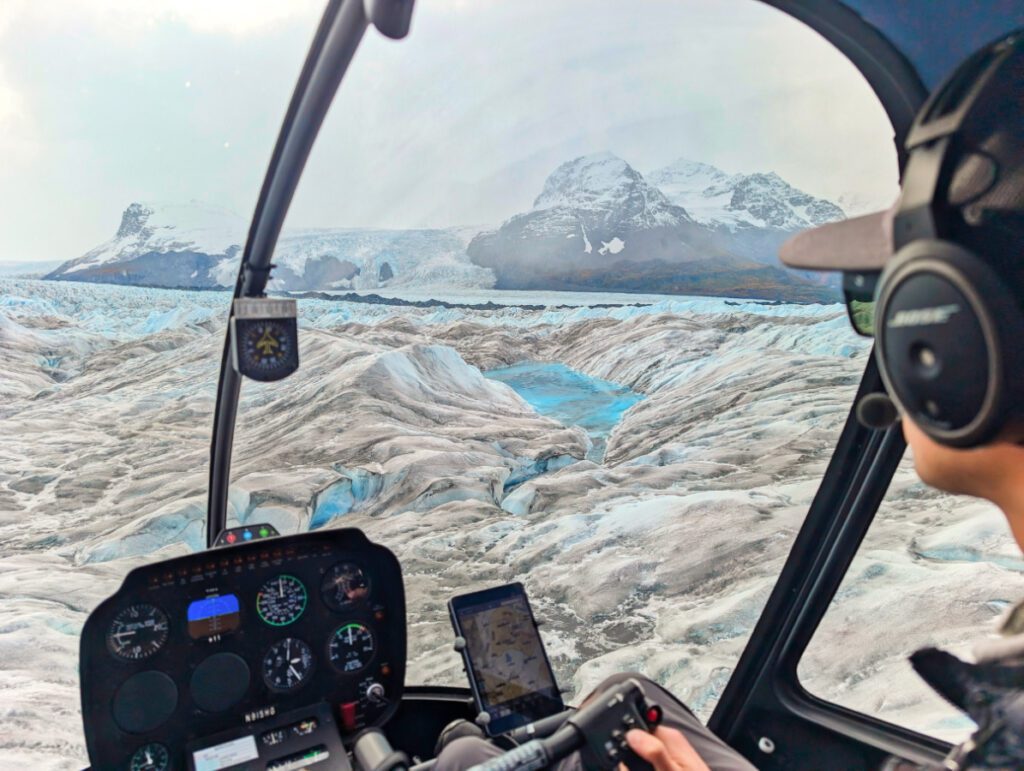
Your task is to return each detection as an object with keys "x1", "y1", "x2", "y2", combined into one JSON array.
[{"x1": 888, "y1": 304, "x2": 961, "y2": 329}]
